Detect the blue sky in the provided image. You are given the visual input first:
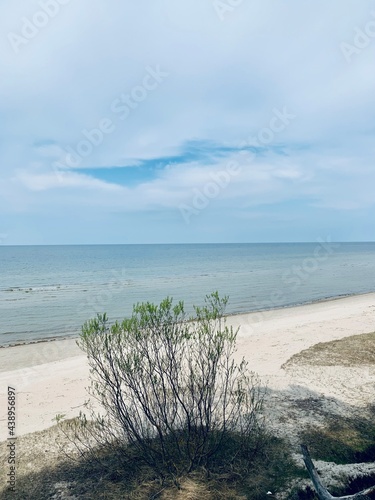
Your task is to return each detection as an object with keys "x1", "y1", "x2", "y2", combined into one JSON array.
[{"x1": 0, "y1": 0, "x2": 374, "y2": 244}]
